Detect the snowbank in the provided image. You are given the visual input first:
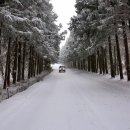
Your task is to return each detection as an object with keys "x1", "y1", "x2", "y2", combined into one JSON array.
[{"x1": 51, "y1": 63, "x2": 63, "y2": 70}]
